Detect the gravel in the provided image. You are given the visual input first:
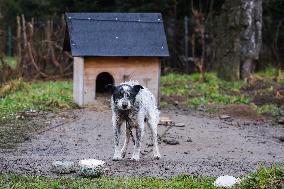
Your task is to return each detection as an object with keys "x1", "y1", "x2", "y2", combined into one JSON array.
[{"x1": 0, "y1": 109, "x2": 283, "y2": 178}]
